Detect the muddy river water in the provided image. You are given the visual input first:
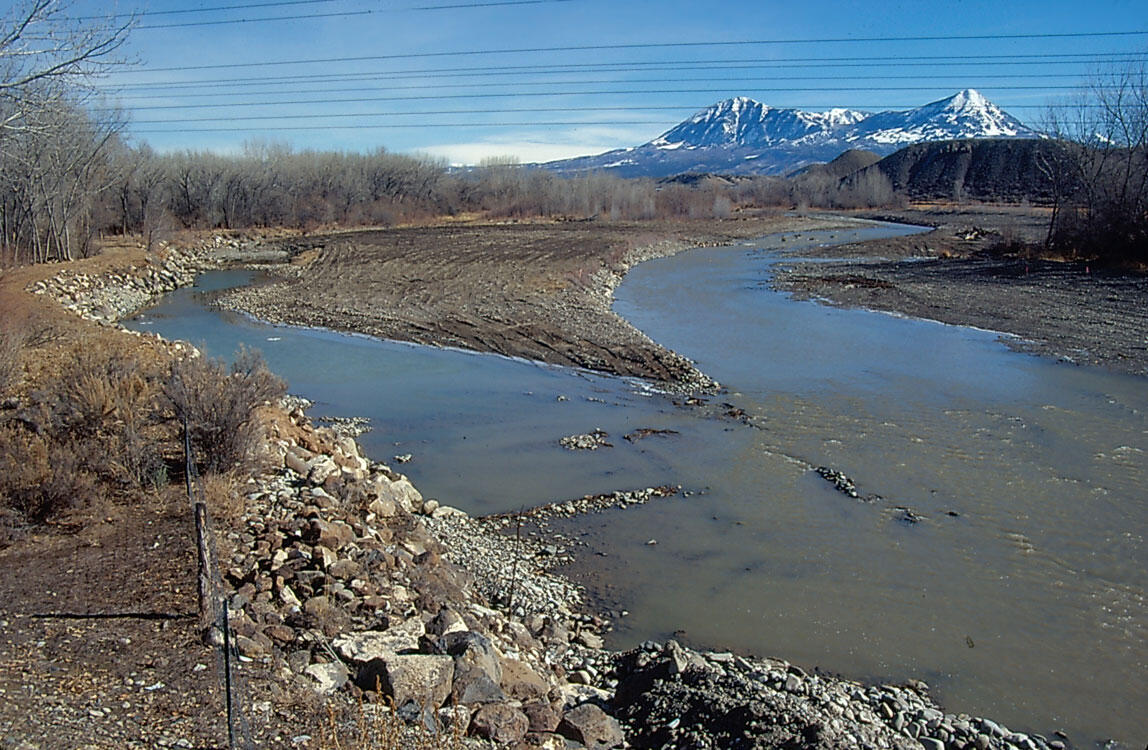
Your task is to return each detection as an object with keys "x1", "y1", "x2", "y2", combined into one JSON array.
[{"x1": 126, "y1": 223, "x2": 1146, "y2": 747}]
